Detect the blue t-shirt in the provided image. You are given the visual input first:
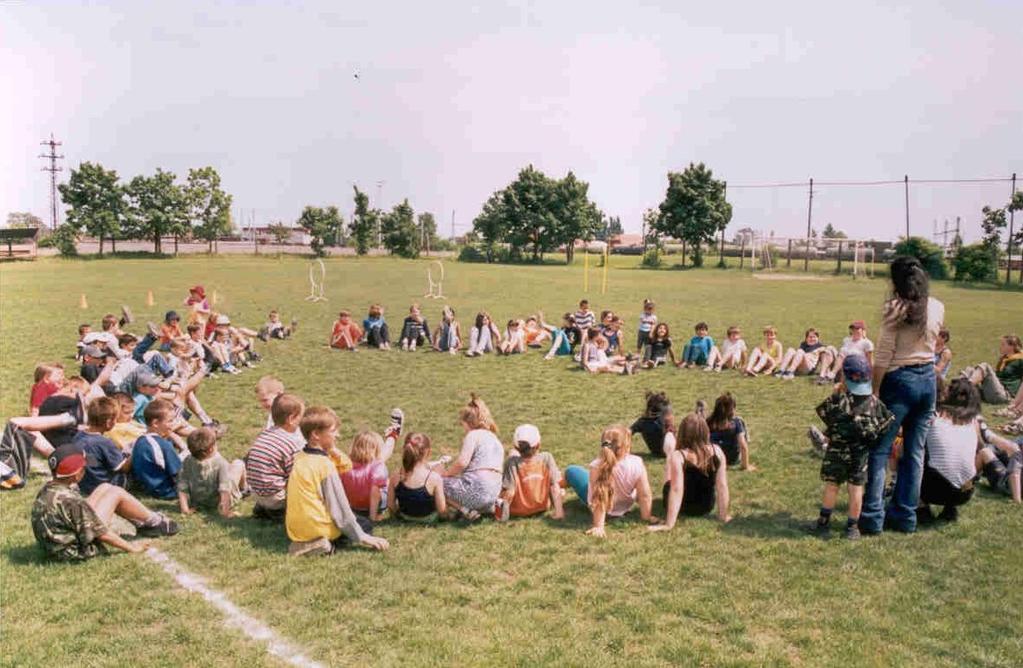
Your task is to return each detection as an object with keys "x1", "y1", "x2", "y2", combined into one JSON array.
[
  {"x1": 132, "y1": 393, "x2": 153, "y2": 422},
  {"x1": 363, "y1": 315, "x2": 385, "y2": 331},
  {"x1": 74, "y1": 431, "x2": 127, "y2": 496},
  {"x1": 131, "y1": 433, "x2": 182, "y2": 500},
  {"x1": 686, "y1": 335, "x2": 714, "y2": 362}
]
